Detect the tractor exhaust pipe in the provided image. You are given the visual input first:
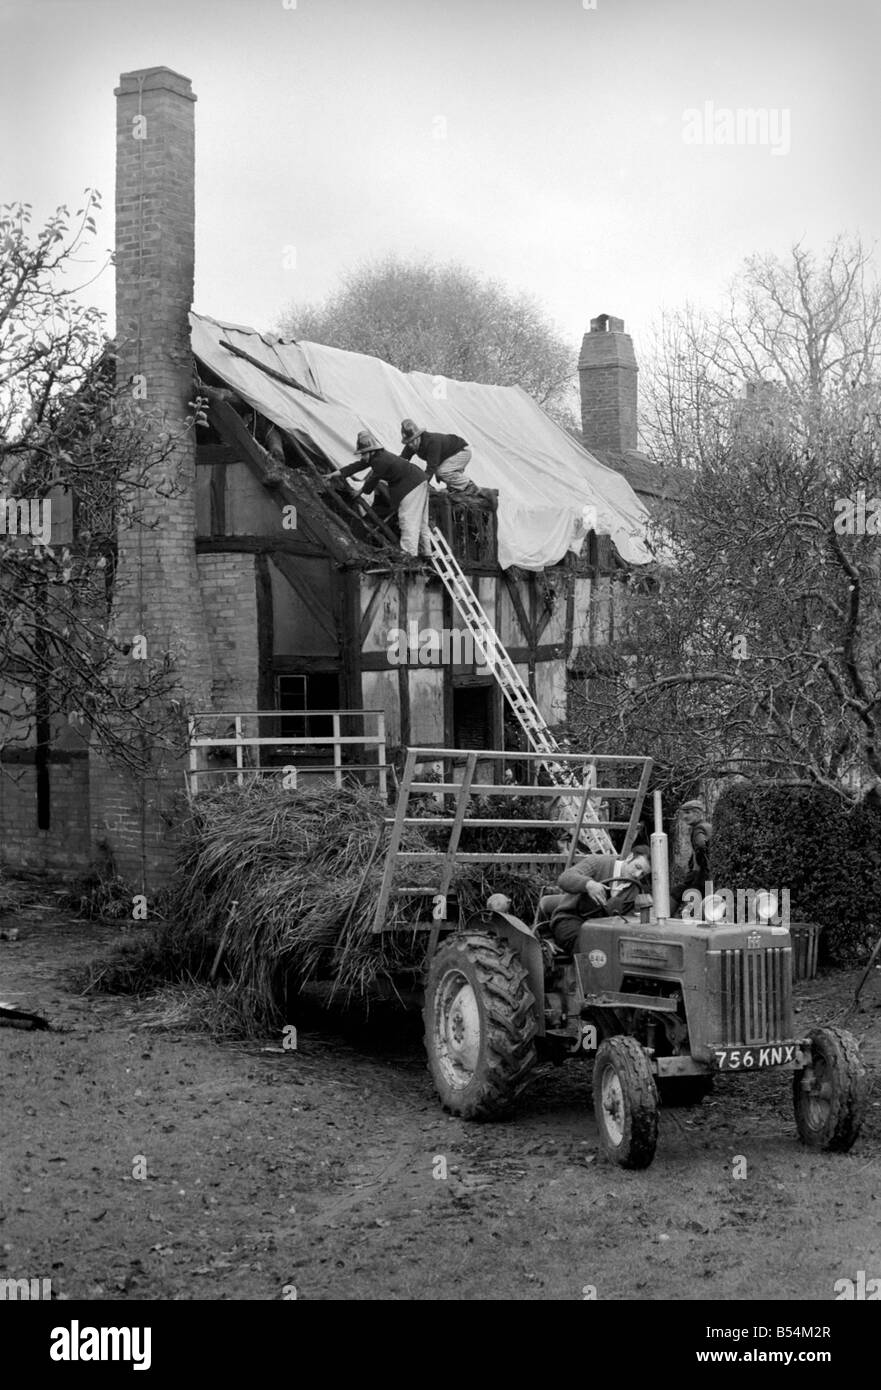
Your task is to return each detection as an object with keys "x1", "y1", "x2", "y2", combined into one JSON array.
[{"x1": 650, "y1": 789, "x2": 670, "y2": 923}]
